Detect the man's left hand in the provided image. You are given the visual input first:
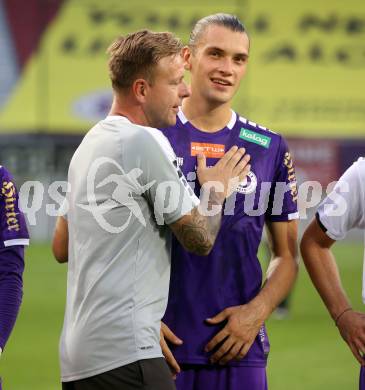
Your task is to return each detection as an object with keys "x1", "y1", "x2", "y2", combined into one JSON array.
[{"x1": 160, "y1": 322, "x2": 183, "y2": 378}]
